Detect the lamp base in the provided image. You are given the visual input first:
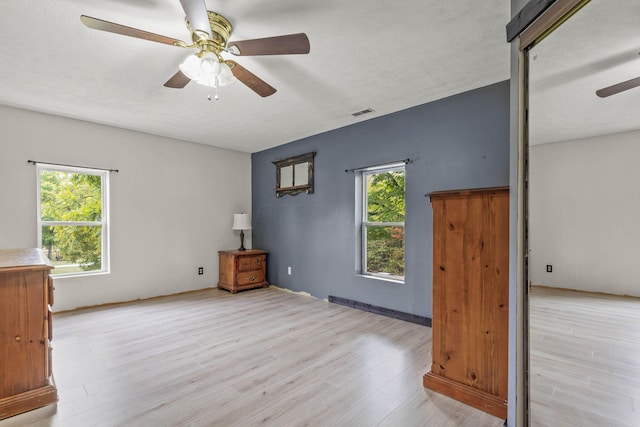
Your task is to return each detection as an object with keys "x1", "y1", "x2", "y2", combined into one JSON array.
[{"x1": 238, "y1": 230, "x2": 246, "y2": 251}]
